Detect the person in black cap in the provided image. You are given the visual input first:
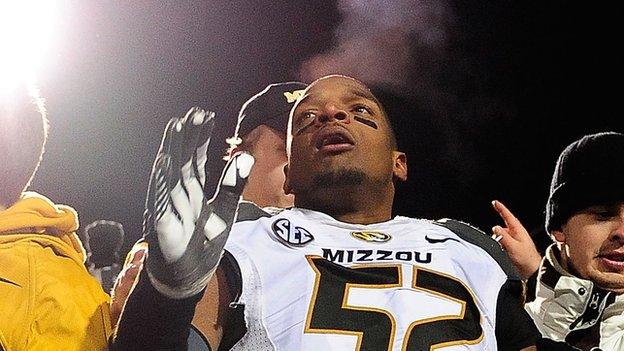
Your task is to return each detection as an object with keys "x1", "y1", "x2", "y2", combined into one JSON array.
[
  {"x1": 492, "y1": 131, "x2": 624, "y2": 350},
  {"x1": 109, "y1": 81, "x2": 306, "y2": 349},
  {"x1": 225, "y1": 81, "x2": 307, "y2": 209}
]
